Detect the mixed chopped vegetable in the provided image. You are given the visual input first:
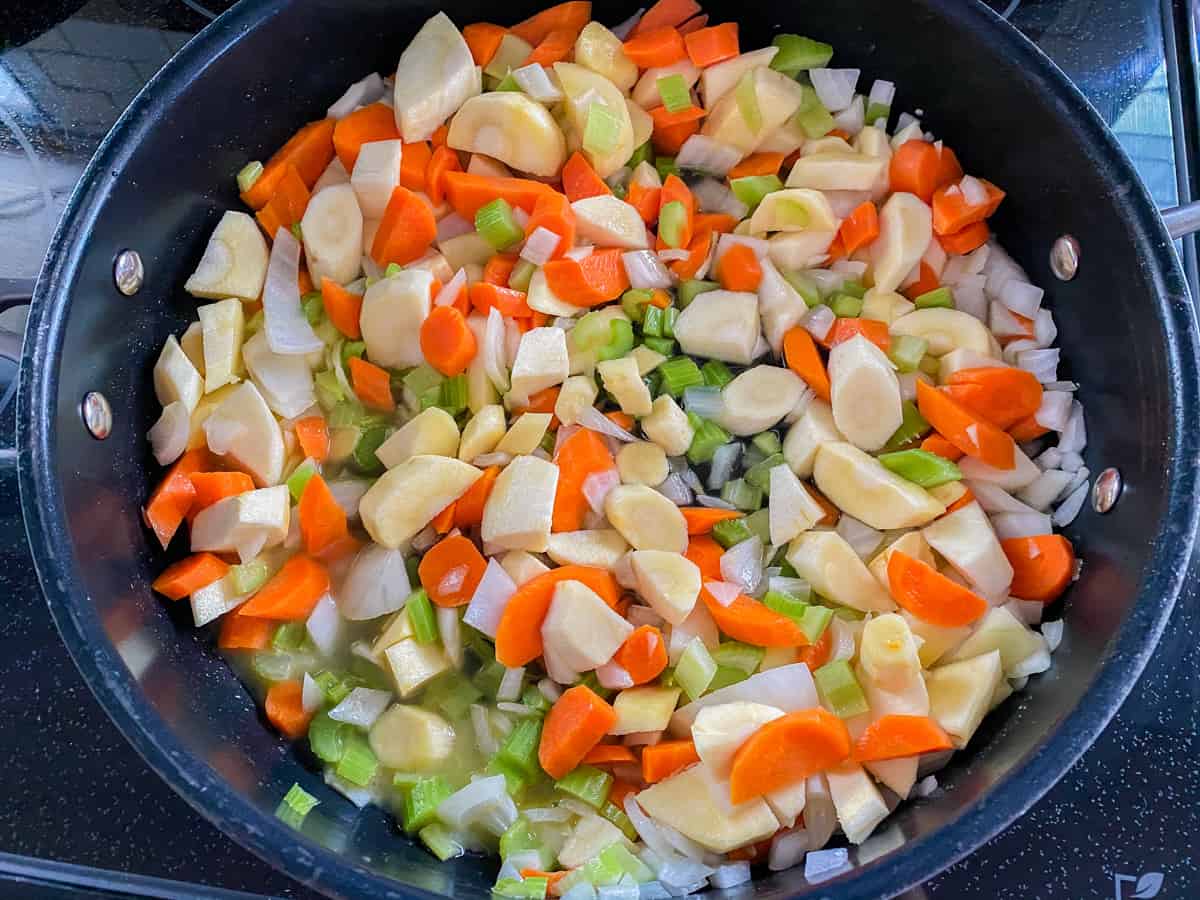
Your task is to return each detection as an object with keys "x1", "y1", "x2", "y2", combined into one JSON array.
[{"x1": 145, "y1": 0, "x2": 1087, "y2": 892}]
